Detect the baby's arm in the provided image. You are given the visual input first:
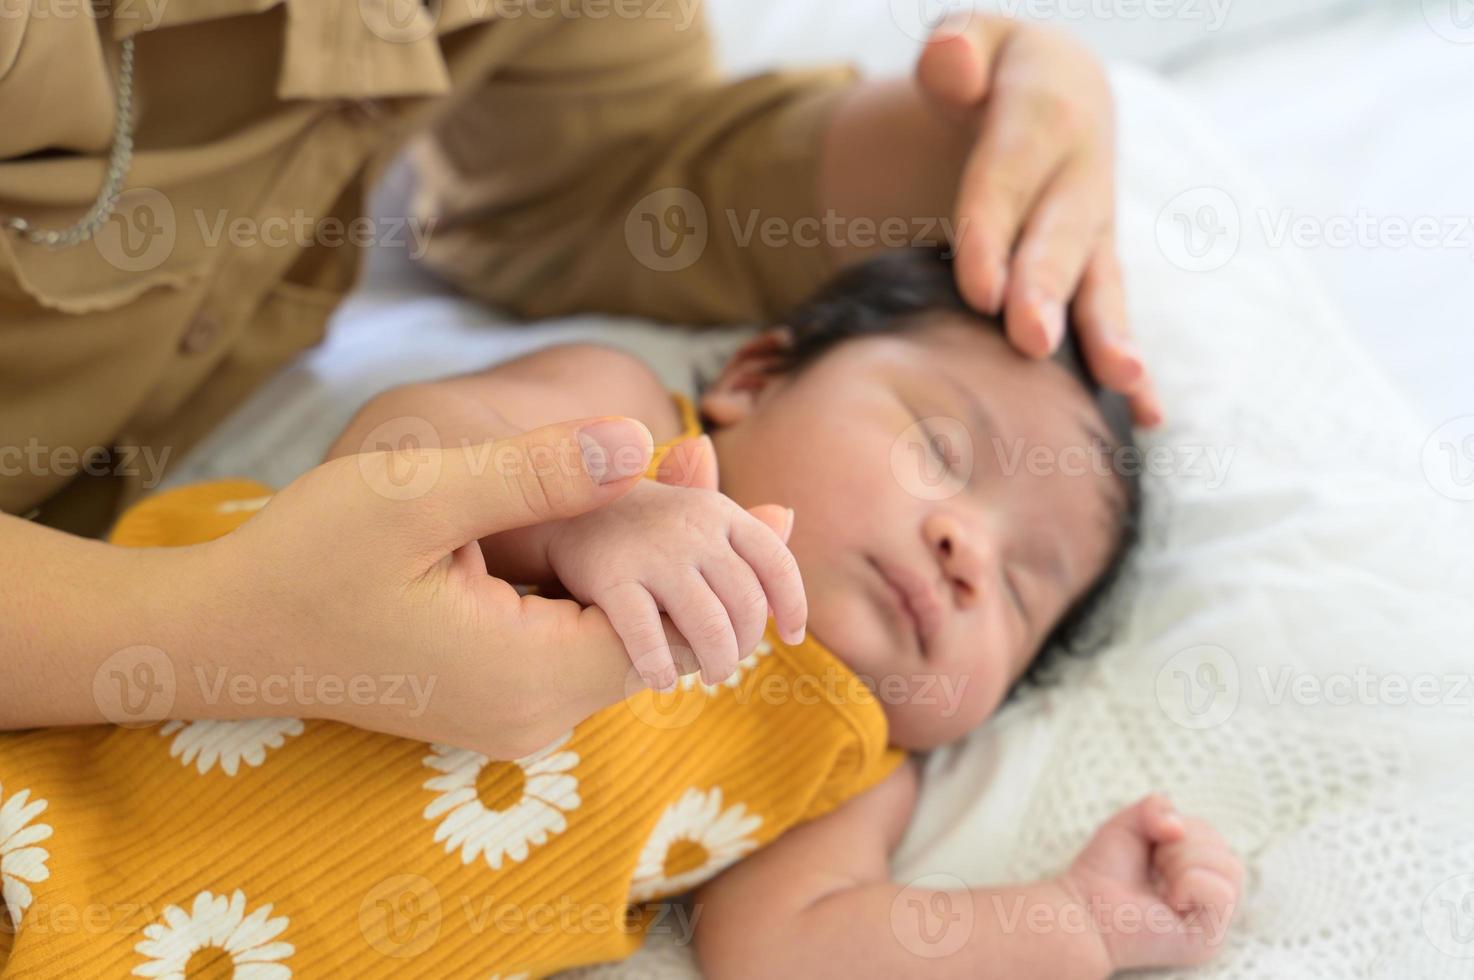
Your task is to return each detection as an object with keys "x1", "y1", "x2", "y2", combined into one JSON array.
[{"x1": 693, "y1": 762, "x2": 1242, "y2": 979}]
